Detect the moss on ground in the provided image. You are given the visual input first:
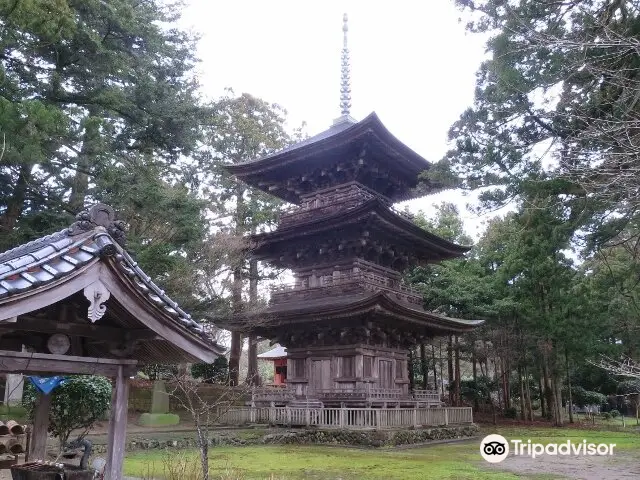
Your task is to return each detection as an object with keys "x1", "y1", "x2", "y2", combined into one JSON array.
[
  {"x1": 123, "y1": 425, "x2": 634, "y2": 479},
  {"x1": 137, "y1": 413, "x2": 180, "y2": 427}
]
